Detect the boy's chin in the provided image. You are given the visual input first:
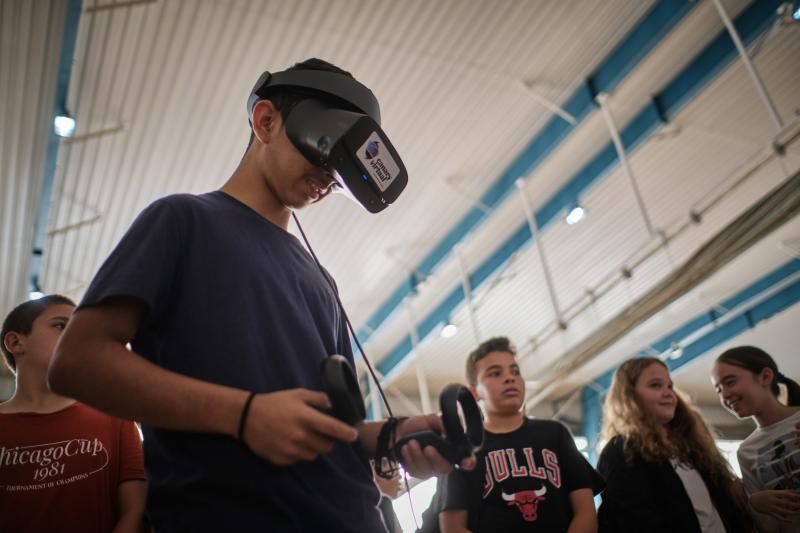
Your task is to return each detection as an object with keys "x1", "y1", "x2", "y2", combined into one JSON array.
[{"x1": 489, "y1": 400, "x2": 524, "y2": 414}]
